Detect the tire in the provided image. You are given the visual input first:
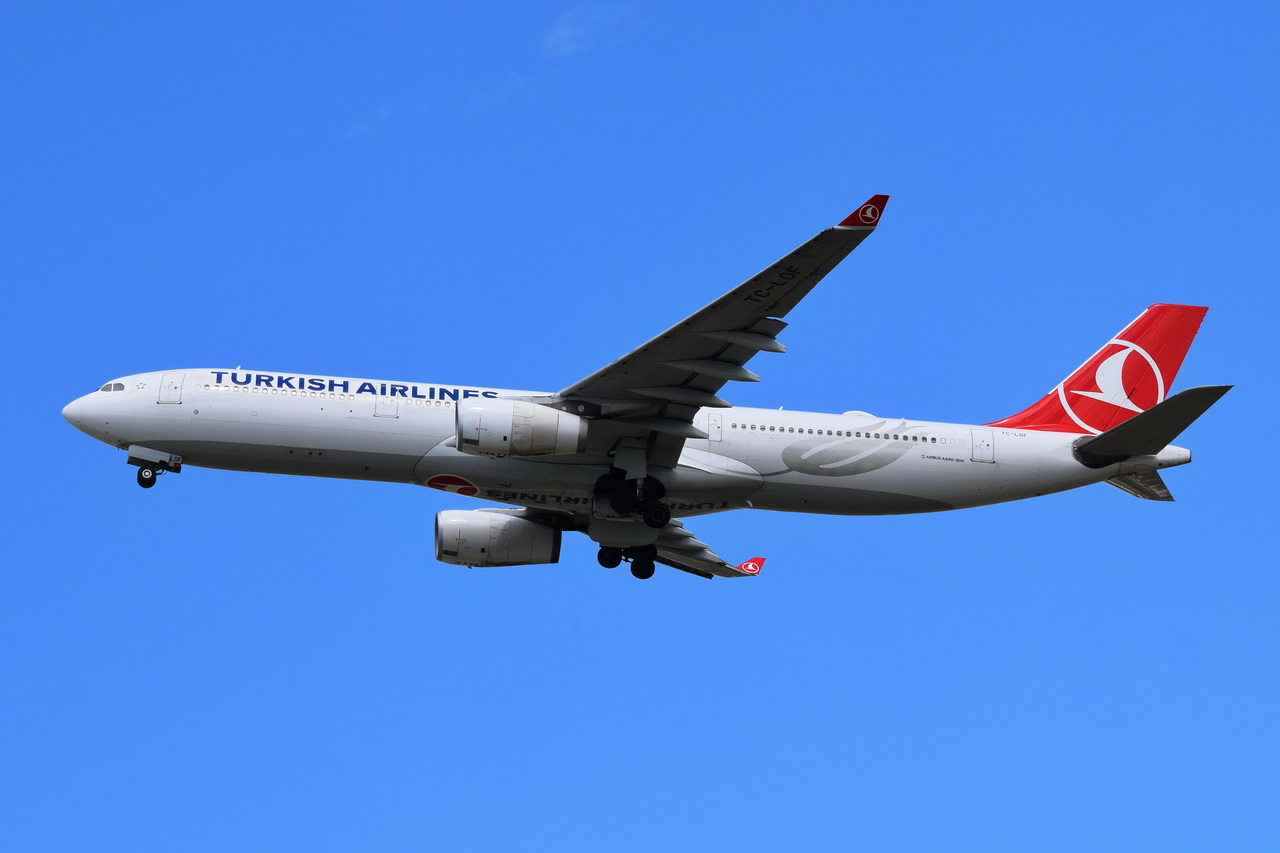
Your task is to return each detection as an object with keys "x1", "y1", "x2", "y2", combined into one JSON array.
[
  {"x1": 137, "y1": 467, "x2": 157, "y2": 489},
  {"x1": 641, "y1": 502, "x2": 671, "y2": 529},
  {"x1": 597, "y1": 548, "x2": 622, "y2": 569},
  {"x1": 630, "y1": 560, "x2": 656, "y2": 580}
]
